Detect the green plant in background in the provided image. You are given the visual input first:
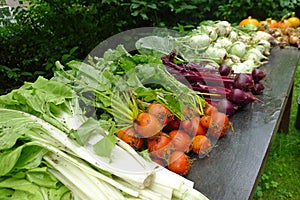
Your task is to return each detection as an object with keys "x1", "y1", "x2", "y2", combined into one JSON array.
[
  {"x1": 44, "y1": 46, "x2": 79, "y2": 72},
  {"x1": 217, "y1": 0, "x2": 300, "y2": 23},
  {"x1": 0, "y1": 0, "x2": 134, "y2": 92},
  {"x1": 0, "y1": 0, "x2": 300, "y2": 198},
  {"x1": 254, "y1": 65, "x2": 300, "y2": 200},
  {"x1": 0, "y1": 0, "x2": 5, "y2": 6},
  {"x1": 0, "y1": 0, "x2": 299, "y2": 92},
  {"x1": 255, "y1": 172, "x2": 279, "y2": 198},
  {"x1": 0, "y1": 65, "x2": 32, "y2": 80}
]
